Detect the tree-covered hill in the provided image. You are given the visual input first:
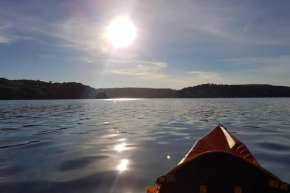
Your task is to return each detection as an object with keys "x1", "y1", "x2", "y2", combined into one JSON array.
[
  {"x1": 1, "y1": 78, "x2": 290, "y2": 99},
  {"x1": 0, "y1": 78, "x2": 108, "y2": 99},
  {"x1": 169, "y1": 84, "x2": 290, "y2": 98},
  {"x1": 99, "y1": 88, "x2": 175, "y2": 98}
]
